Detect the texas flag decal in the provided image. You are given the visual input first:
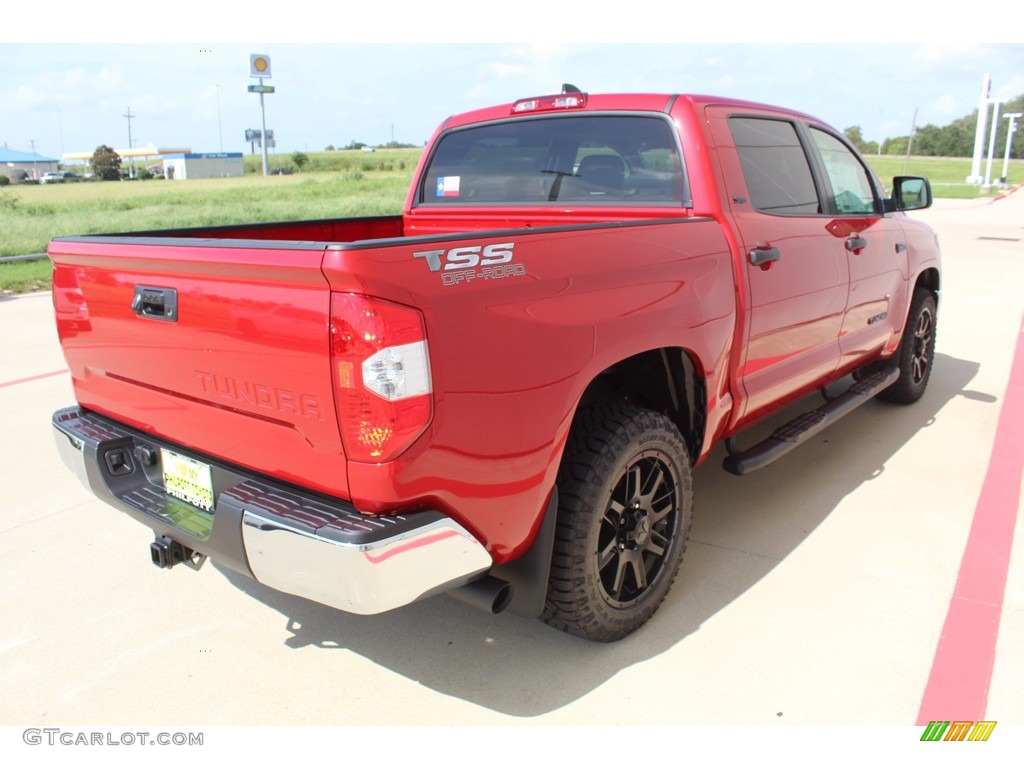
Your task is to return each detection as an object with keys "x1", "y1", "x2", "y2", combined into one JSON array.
[{"x1": 437, "y1": 176, "x2": 461, "y2": 197}]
